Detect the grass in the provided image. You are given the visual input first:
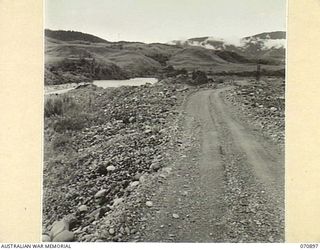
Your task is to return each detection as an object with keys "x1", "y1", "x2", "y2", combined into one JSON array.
[
  {"x1": 44, "y1": 95, "x2": 77, "y2": 117},
  {"x1": 44, "y1": 94, "x2": 90, "y2": 132}
]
